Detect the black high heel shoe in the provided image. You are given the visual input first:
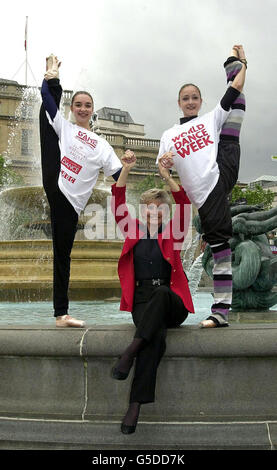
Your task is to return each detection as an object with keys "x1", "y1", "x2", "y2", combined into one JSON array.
[
  {"x1": 121, "y1": 422, "x2": 137, "y2": 434},
  {"x1": 111, "y1": 356, "x2": 134, "y2": 380},
  {"x1": 120, "y1": 402, "x2": 140, "y2": 434}
]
